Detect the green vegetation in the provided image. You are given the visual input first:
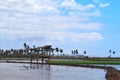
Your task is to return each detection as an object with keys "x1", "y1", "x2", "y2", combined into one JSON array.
[
  {"x1": 82, "y1": 58, "x2": 120, "y2": 61},
  {"x1": 49, "y1": 59, "x2": 120, "y2": 65},
  {"x1": 0, "y1": 58, "x2": 30, "y2": 60}
]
